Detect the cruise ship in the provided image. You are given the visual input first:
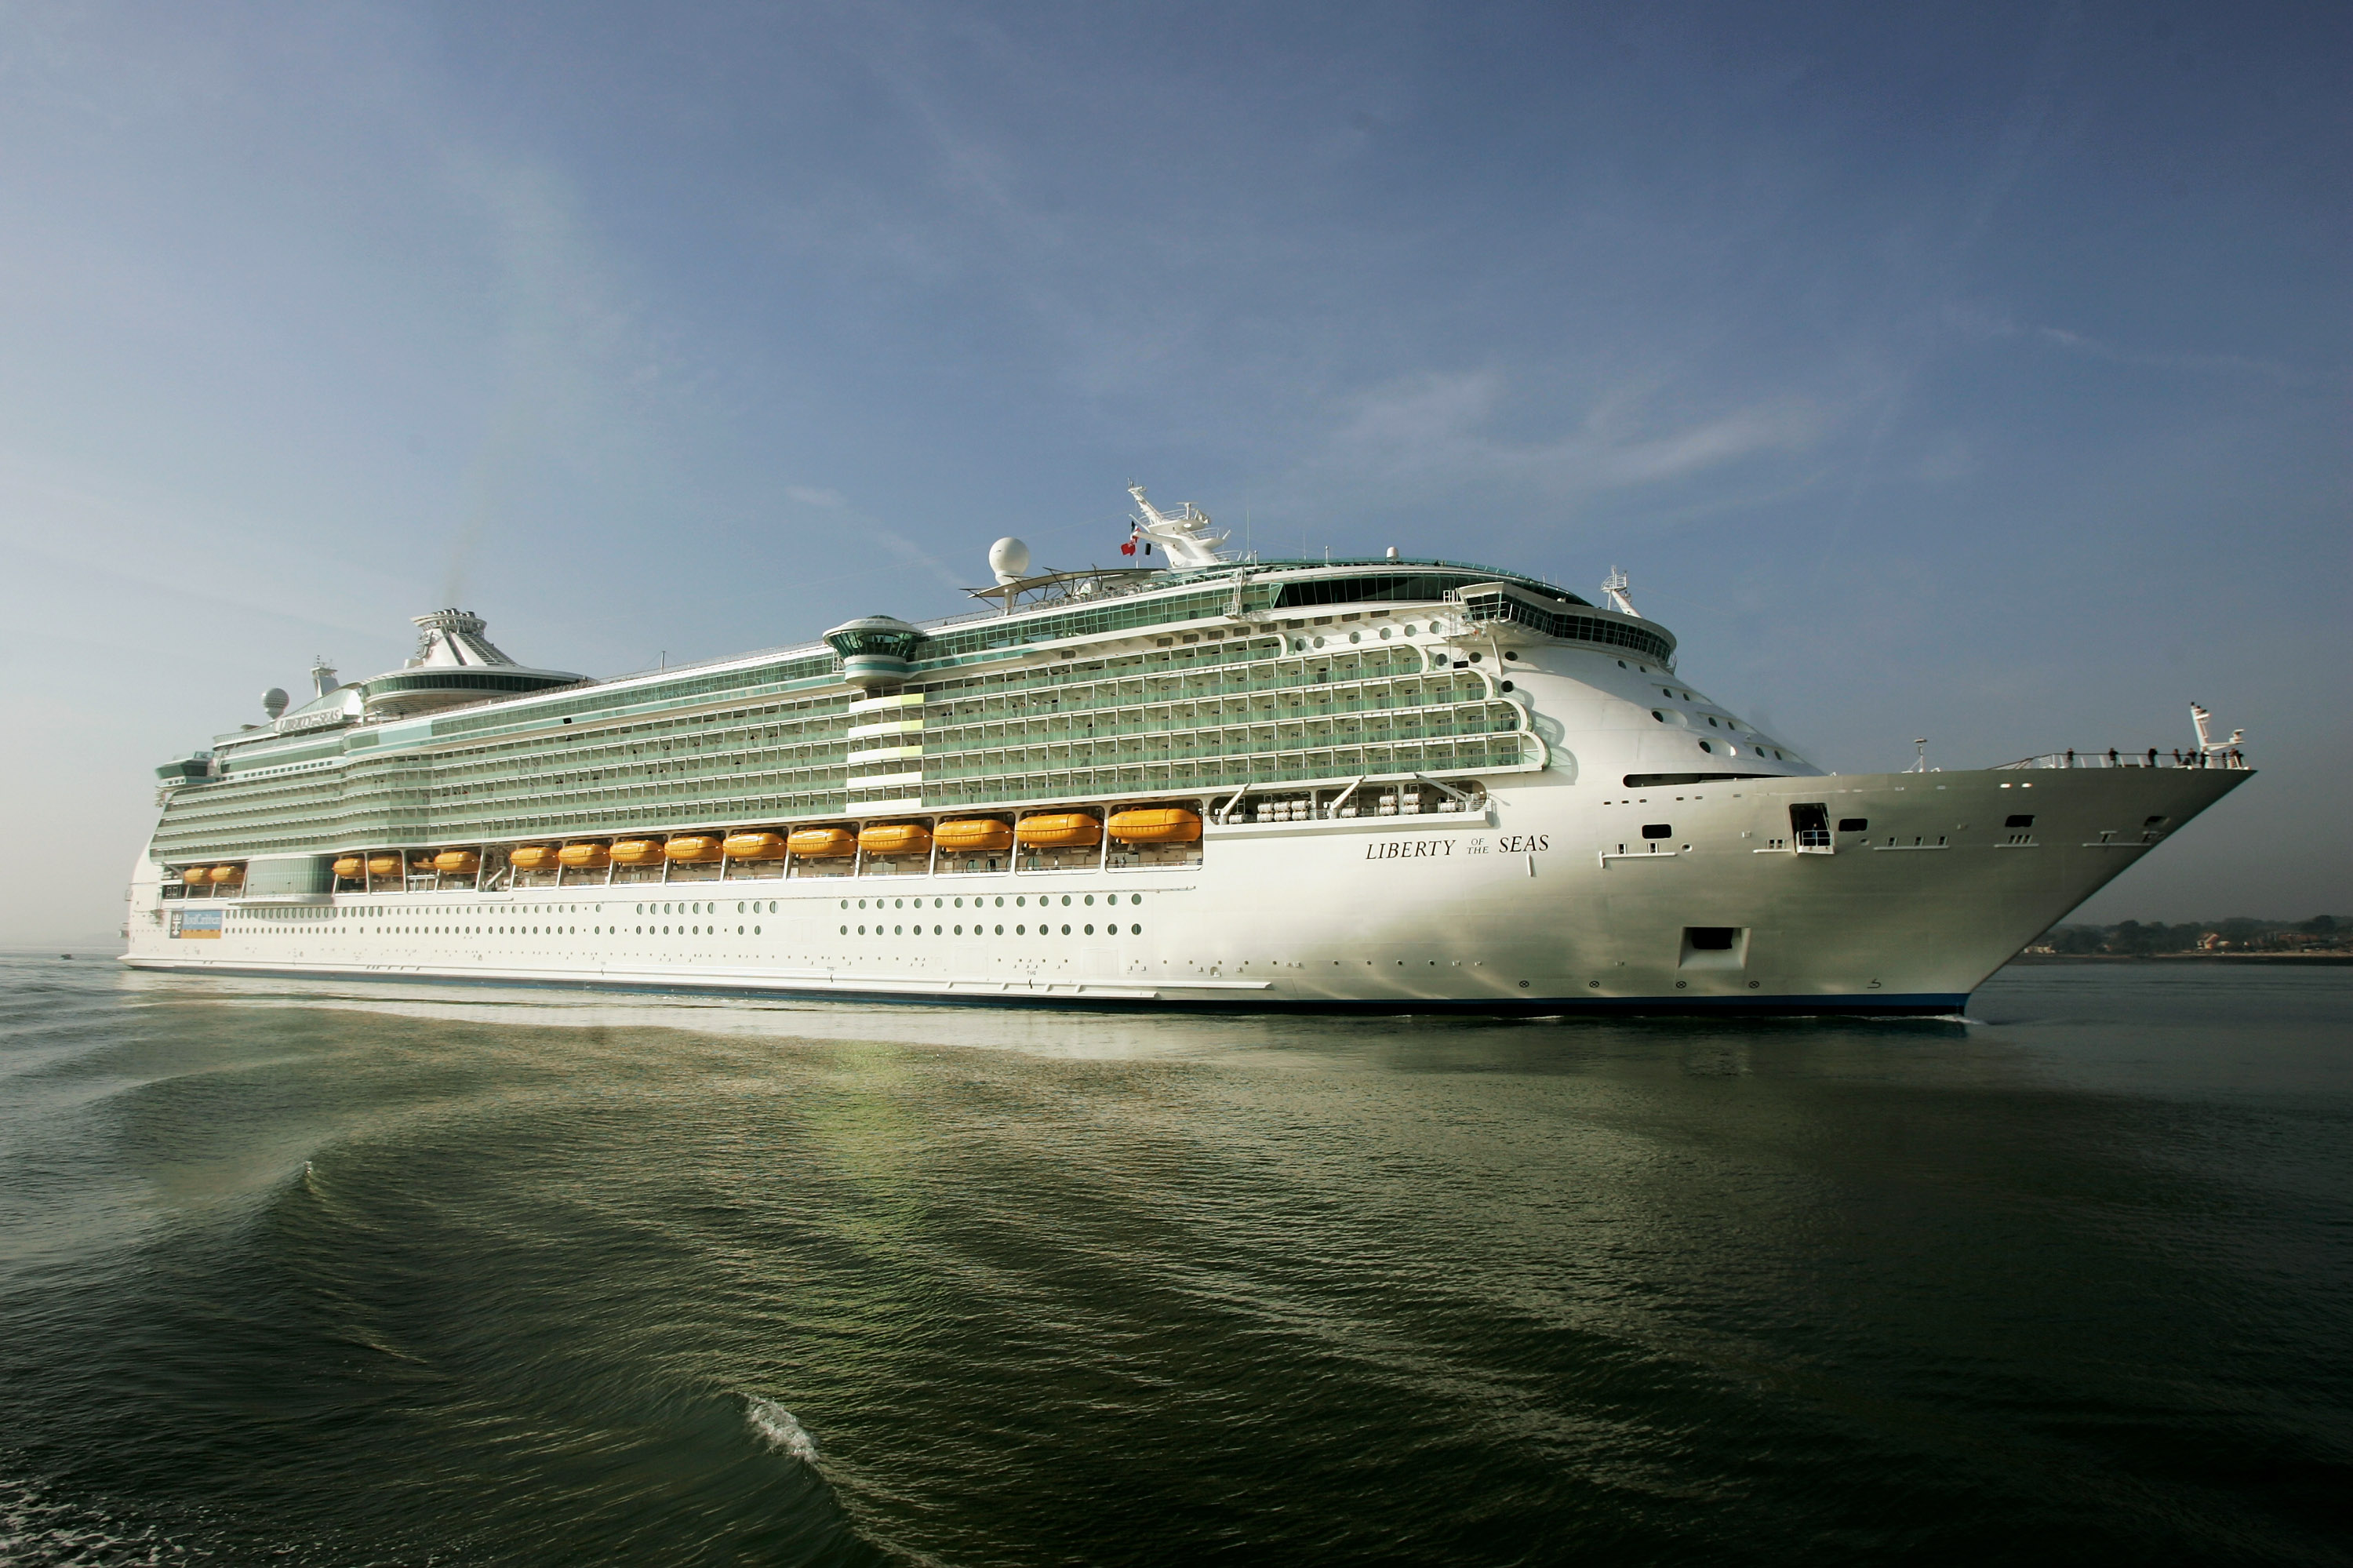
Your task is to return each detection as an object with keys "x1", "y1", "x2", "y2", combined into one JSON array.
[{"x1": 123, "y1": 486, "x2": 2252, "y2": 1013}]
